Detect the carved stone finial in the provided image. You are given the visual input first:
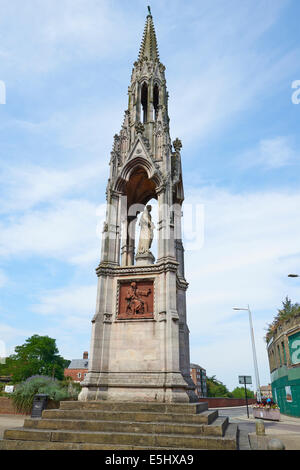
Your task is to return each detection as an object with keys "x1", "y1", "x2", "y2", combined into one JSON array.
[
  {"x1": 173, "y1": 138, "x2": 182, "y2": 152},
  {"x1": 135, "y1": 122, "x2": 145, "y2": 135}
]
